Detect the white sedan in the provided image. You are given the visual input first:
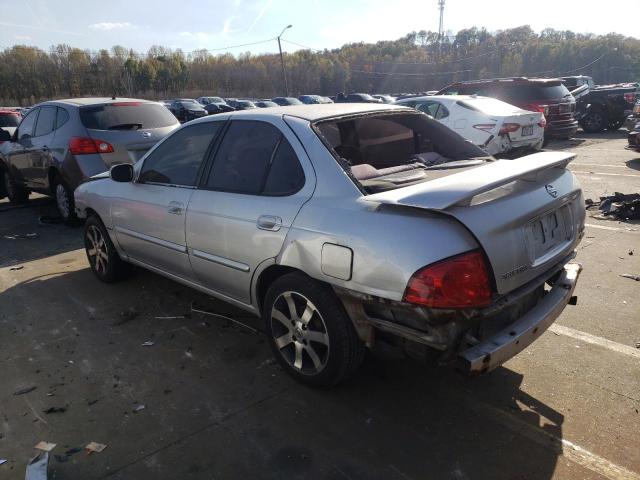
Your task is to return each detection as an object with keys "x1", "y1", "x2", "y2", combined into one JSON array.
[{"x1": 395, "y1": 95, "x2": 545, "y2": 156}]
